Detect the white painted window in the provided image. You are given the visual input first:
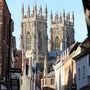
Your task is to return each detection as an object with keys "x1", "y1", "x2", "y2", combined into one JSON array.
[
  {"x1": 21, "y1": 79, "x2": 22, "y2": 85},
  {"x1": 83, "y1": 66, "x2": 85, "y2": 78},
  {"x1": 51, "y1": 78, "x2": 54, "y2": 85},
  {"x1": 78, "y1": 68, "x2": 80, "y2": 80},
  {"x1": 89, "y1": 55, "x2": 90, "y2": 66}
]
